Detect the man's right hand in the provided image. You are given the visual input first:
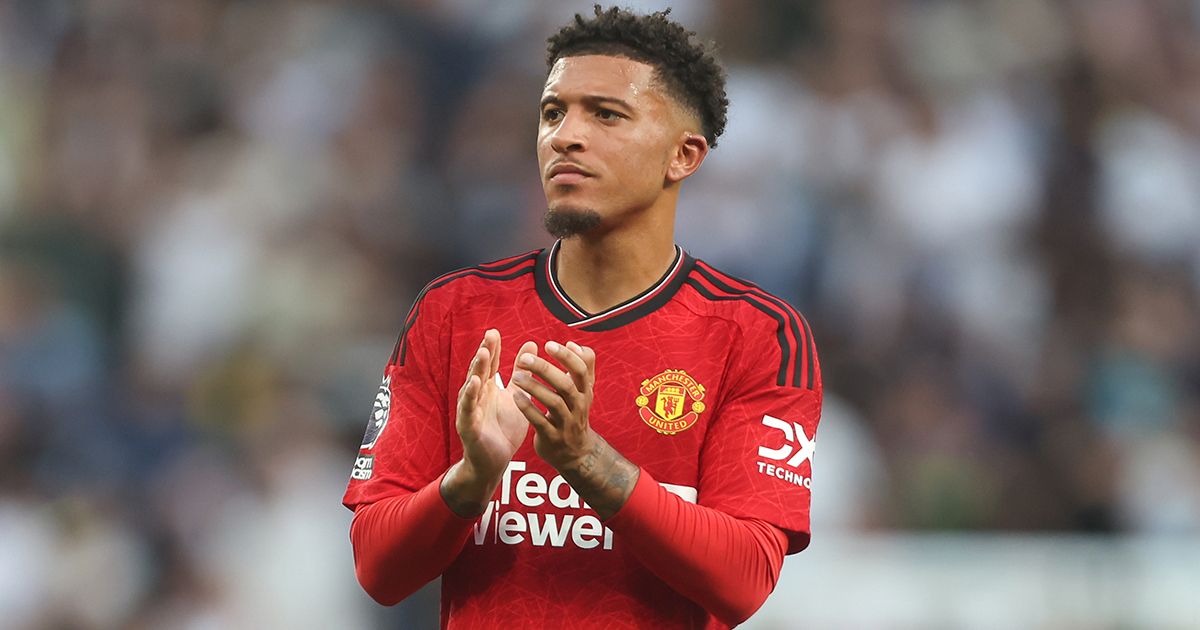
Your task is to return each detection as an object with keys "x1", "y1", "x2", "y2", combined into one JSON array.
[{"x1": 441, "y1": 329, "x2": 536, "y2": 517}]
